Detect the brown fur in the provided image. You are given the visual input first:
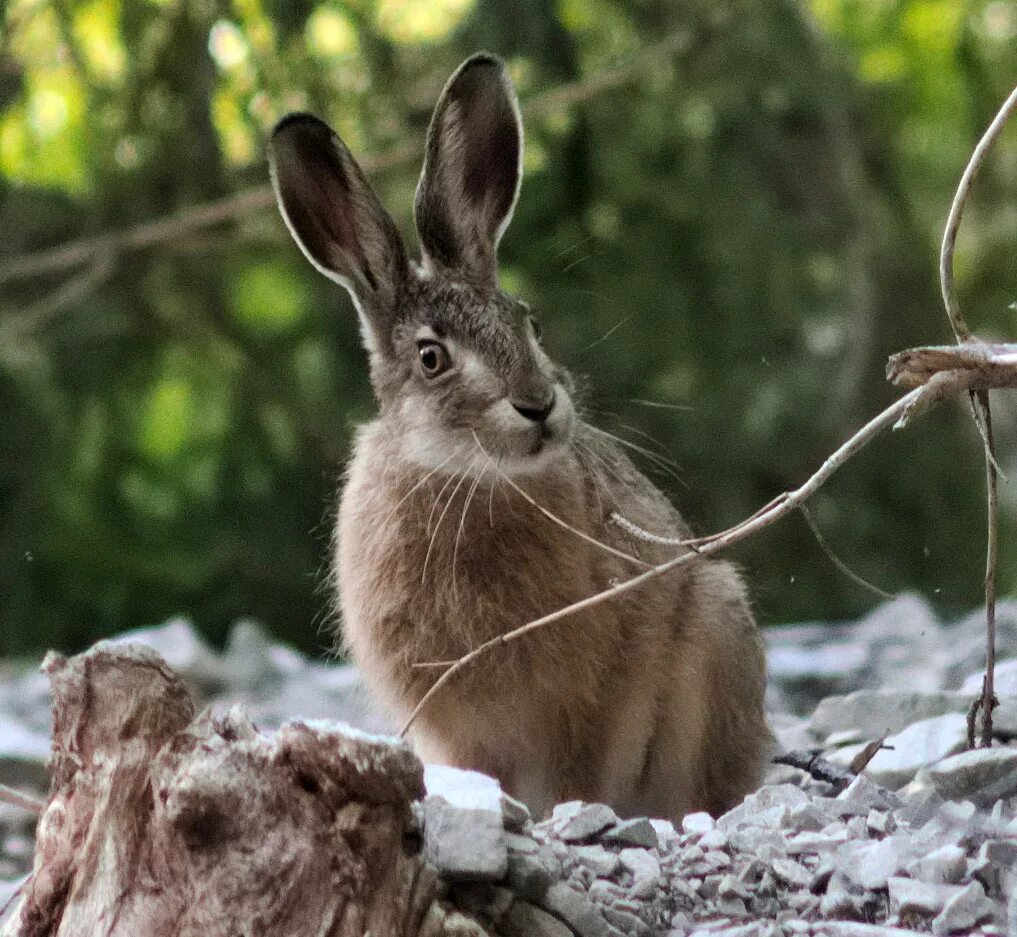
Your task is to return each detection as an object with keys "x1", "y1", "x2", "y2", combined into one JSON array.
[
  {"x1": 269, "y1": 53, "x2": 771, "y2": 820},
  {"x1": 338, "y1": 423, "x2": 770, "y2": 819}
]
